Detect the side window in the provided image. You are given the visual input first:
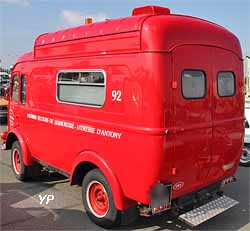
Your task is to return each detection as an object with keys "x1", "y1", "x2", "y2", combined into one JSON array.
[
  {"x1": 12, "y1": 75, "x2": 18, "y2": 103},
  {"x1": 182, "y1": 70, "x2": 206, "y2": 99},
  {"x1": 21, "y1": 75, "x2": 26, "y2": 104},
  {"x1": 57, "y1": 70, "x2": 105, "y2": 107},
  {"x1": 217, "y1": 71, "x2": 235, "y2": 97}
]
